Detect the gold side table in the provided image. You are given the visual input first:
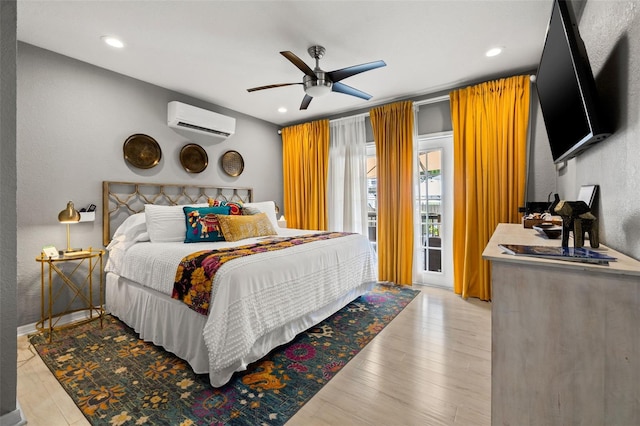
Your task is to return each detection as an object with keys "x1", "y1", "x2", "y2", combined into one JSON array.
[{"x1": 35, "y1": 248, "x2": 105, "y2": 342}]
